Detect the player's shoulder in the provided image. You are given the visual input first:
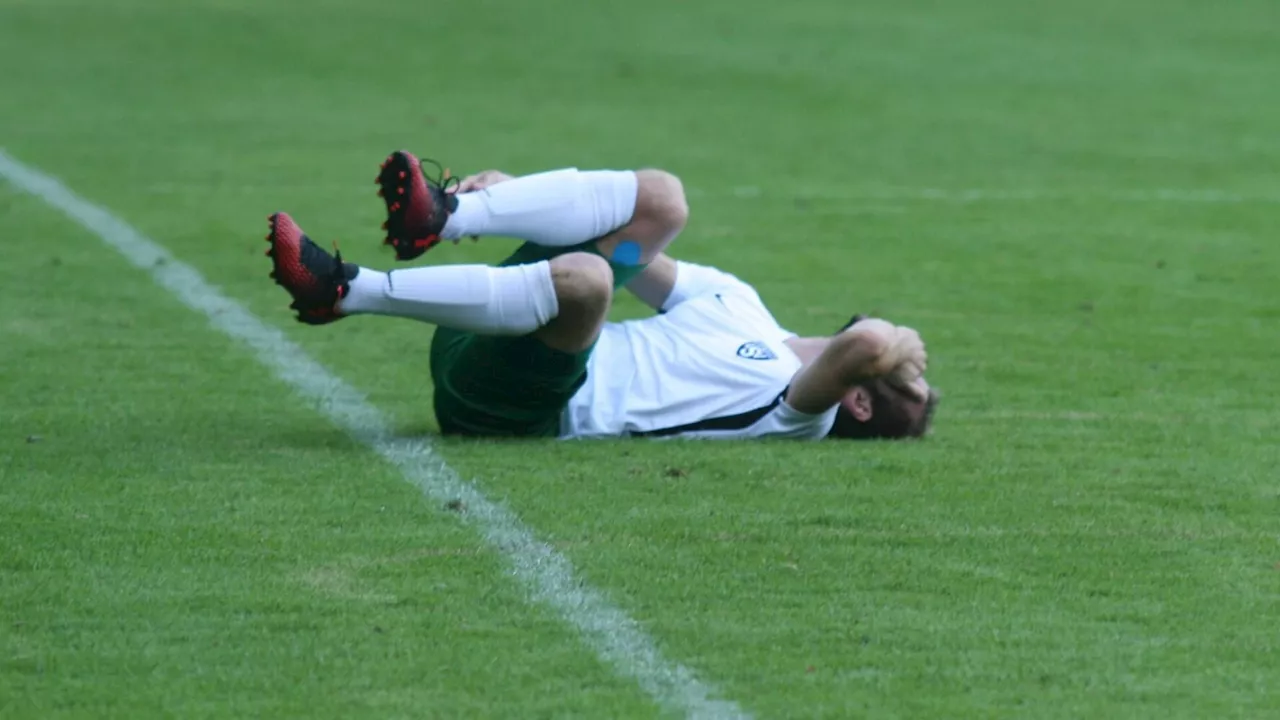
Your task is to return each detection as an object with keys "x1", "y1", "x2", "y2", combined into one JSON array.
[{"x1": 753, "y1": 398, "x2": 837, "y2": 440}]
